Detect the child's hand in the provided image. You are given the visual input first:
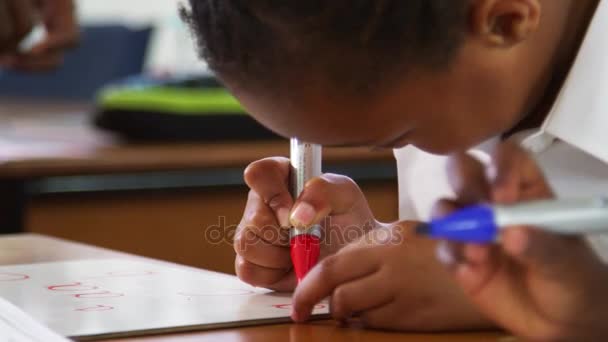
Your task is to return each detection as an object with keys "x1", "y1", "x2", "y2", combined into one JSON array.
[
  {"x1": 1, "y1": 0, "x2": 79, "y2": 71},
  {"x1": 0, "y1": 0, "x2": 35, "y2": 54},
  {"x1": 436, "y1": 142, "x2": 608, "y2": 341},
  {"x1": 291, "y1": 223, "x2": 493, "y2": 330},
  {"x1": 235, "y1": 157, "x2": 379, "y2": 292}
]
